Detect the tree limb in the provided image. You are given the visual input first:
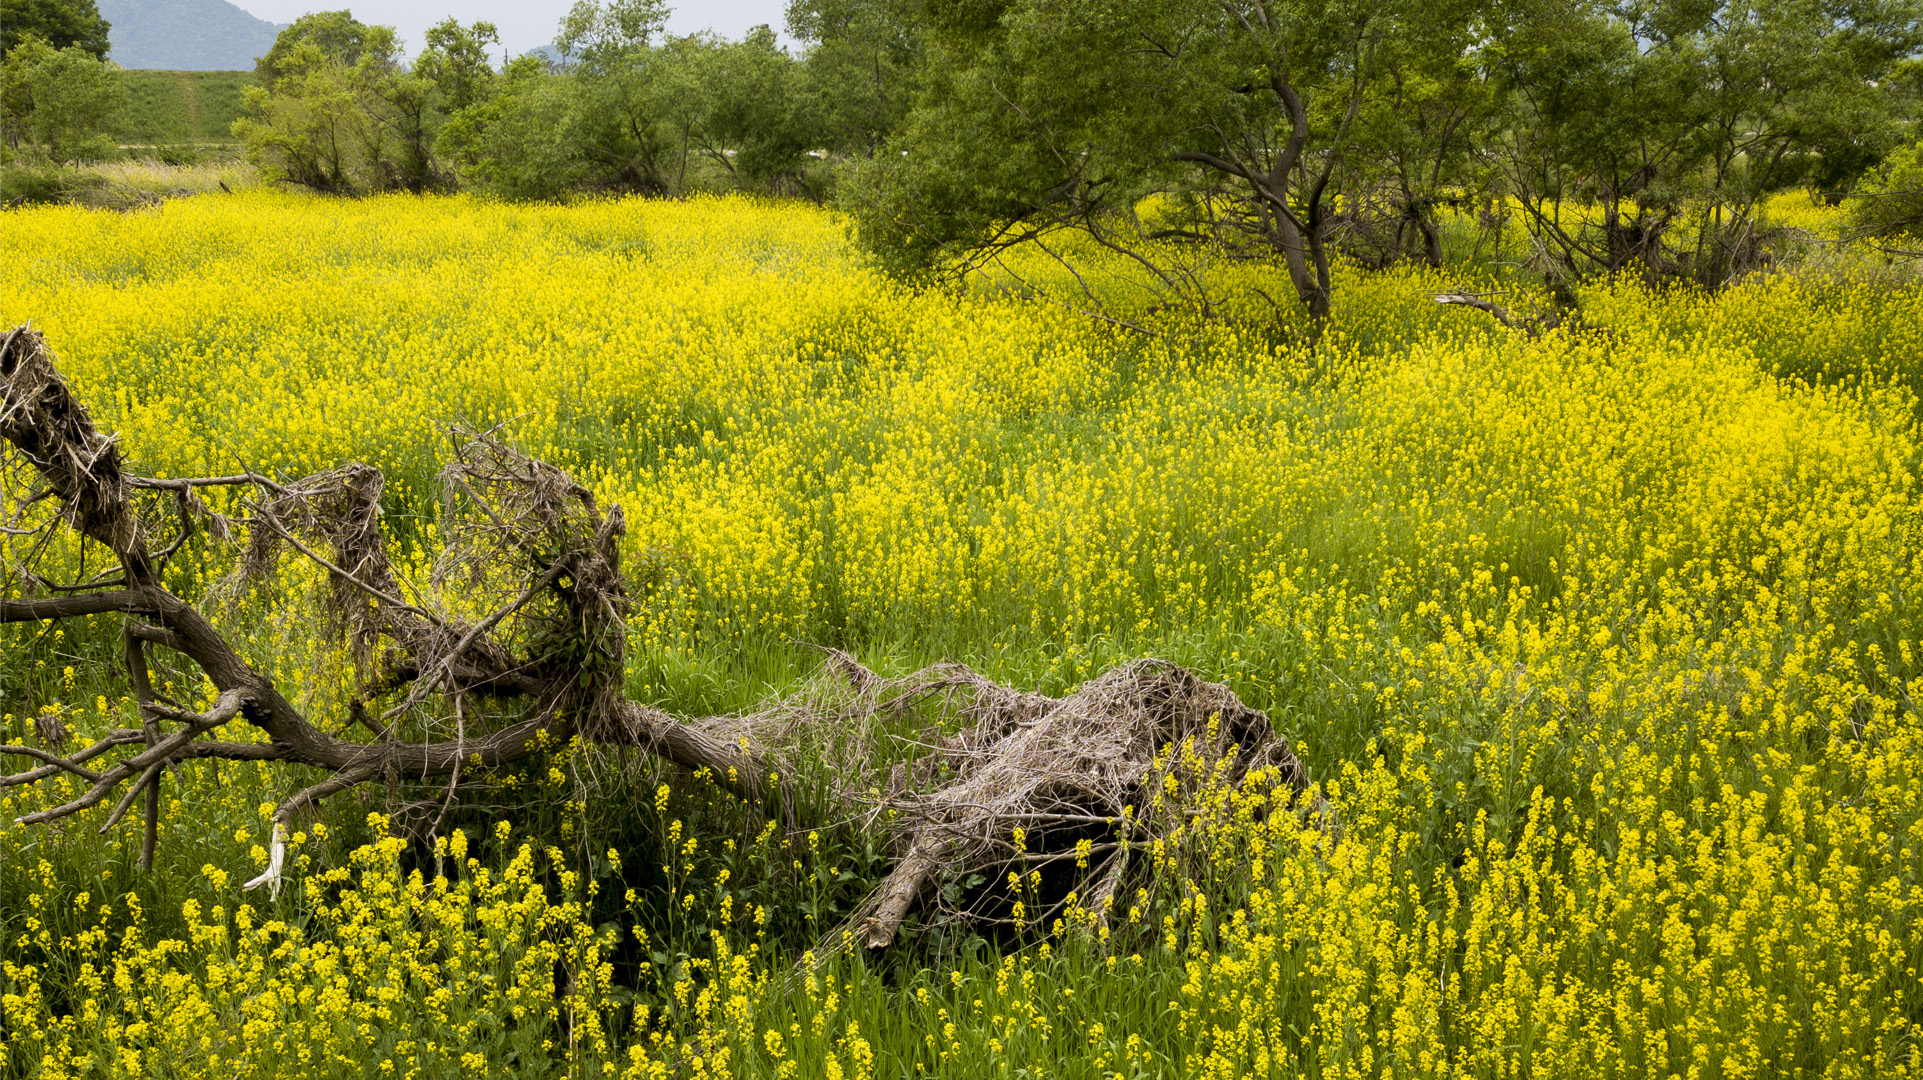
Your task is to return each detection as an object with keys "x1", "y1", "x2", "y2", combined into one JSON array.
[{"x1": 0, "y1": 589, "x2": 149, "y2": 622}]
